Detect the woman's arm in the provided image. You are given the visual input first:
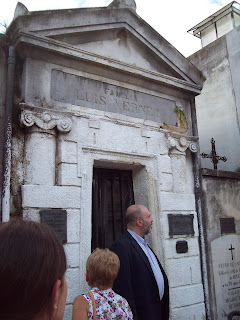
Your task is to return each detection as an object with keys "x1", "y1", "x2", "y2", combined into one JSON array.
[{"x1": 72, "y1": 295, "x2": 89, "y2": 320}]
